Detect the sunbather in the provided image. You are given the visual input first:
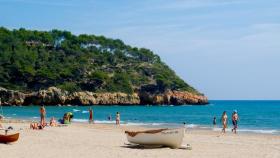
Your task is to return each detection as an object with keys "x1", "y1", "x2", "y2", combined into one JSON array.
[
  {"x1": 50, "y1": 117, "x2": 57, "y2": 127},
  {"x1": 30, "y1": 122, "x2": 44, "y2": 130}
]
